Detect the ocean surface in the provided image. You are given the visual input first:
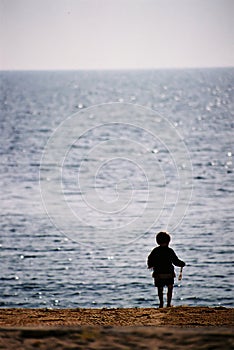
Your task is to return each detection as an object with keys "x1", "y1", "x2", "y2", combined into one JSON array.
[{"x1": 0, "y1": 68, "x2": 233, "y2": 308}]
